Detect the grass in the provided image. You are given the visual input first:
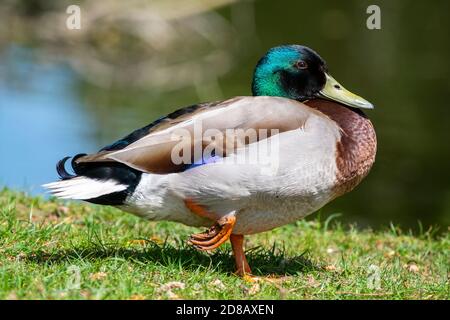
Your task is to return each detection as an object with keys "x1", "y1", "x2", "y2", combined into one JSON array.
[{"x1": 0, "y1": 188, "x2": 448, "y2": 300}]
